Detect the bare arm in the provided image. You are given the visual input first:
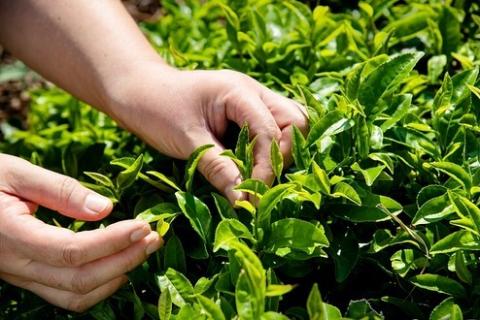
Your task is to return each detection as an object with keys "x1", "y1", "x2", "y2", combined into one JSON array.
[{"x1": 0, "y1": 0, "x2": 166, "y2": 111}]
